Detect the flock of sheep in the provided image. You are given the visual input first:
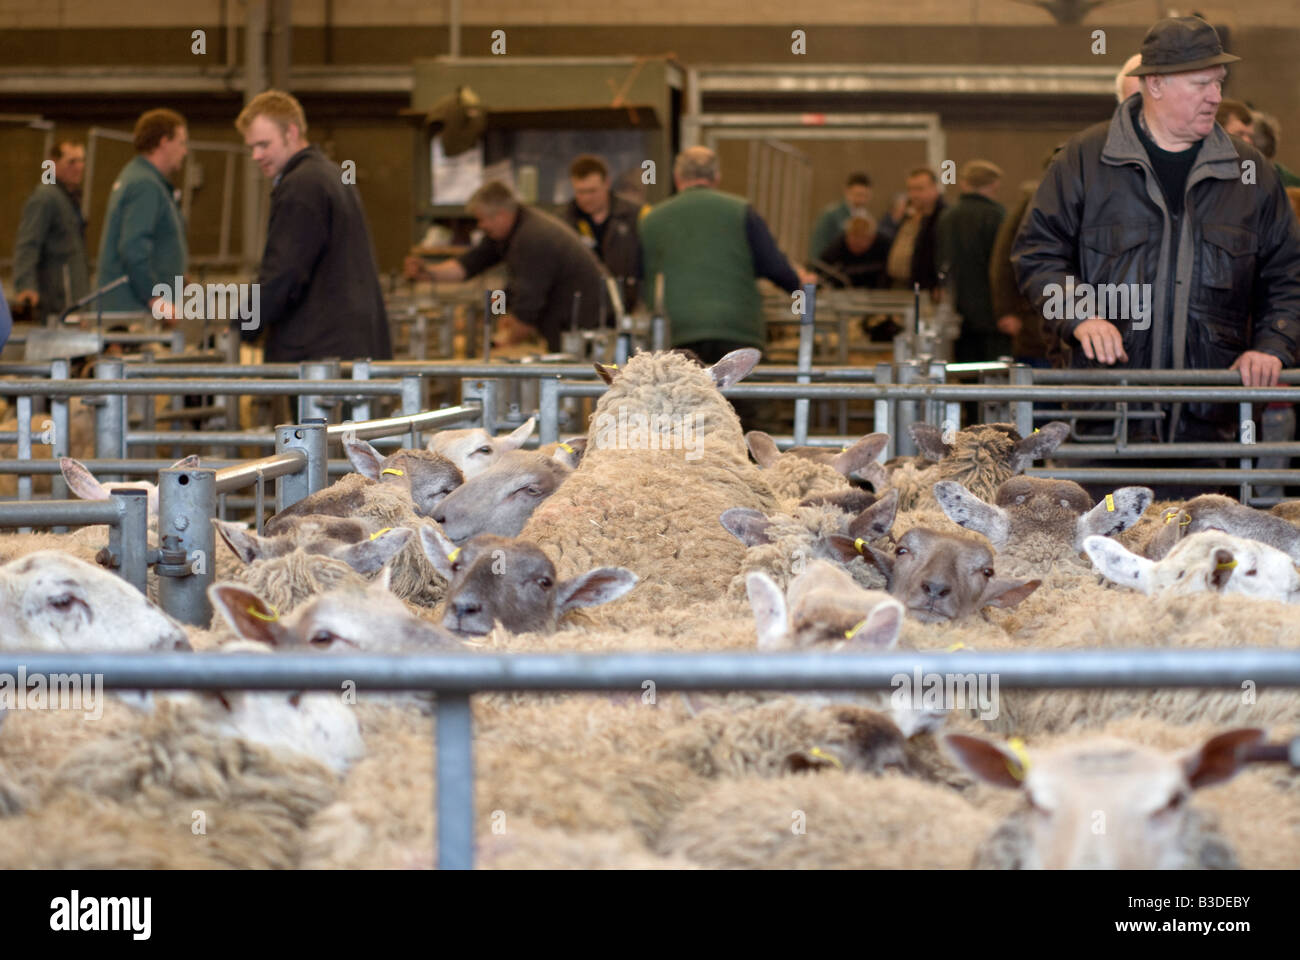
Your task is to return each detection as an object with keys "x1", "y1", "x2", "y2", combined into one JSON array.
[{"x1": 0, "y1": 346, "x2": 1298, "y2": 868}]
